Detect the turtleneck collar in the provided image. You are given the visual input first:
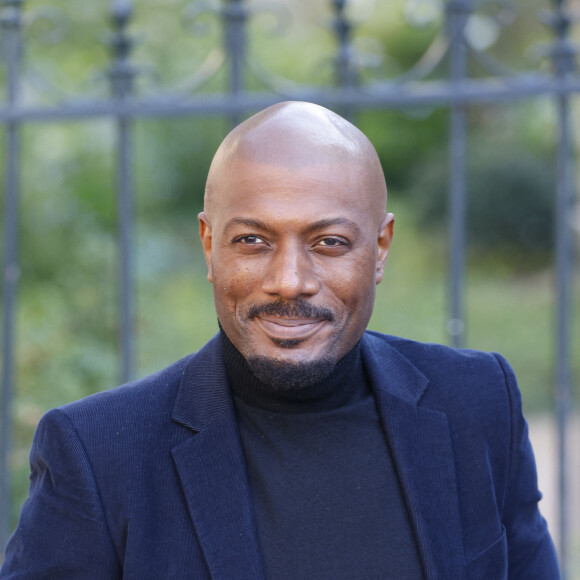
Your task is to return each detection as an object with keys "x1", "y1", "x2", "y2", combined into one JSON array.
[{"x1": 220, "y1": 330, "x2": 368, "y2": 414}]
